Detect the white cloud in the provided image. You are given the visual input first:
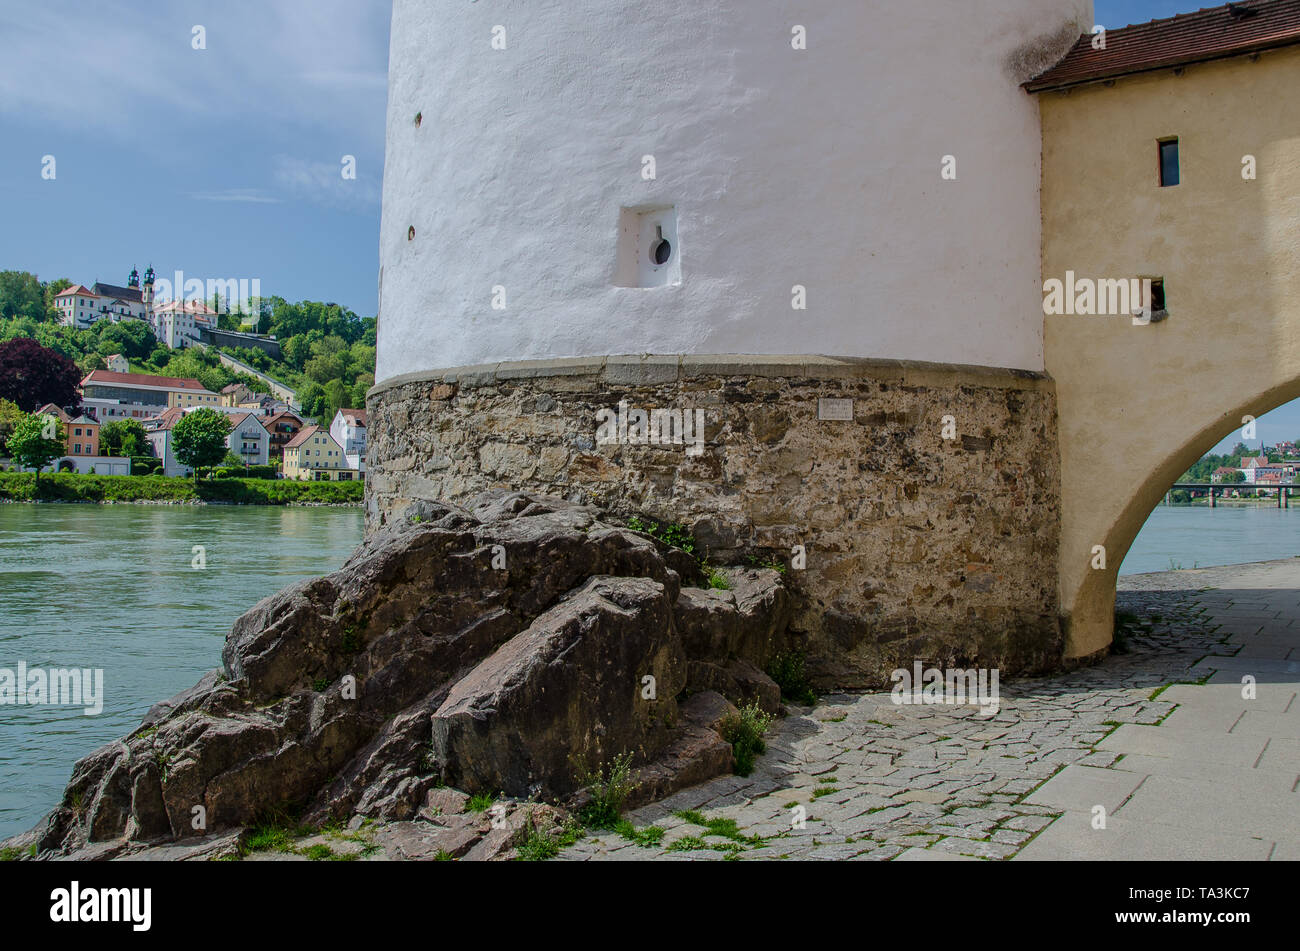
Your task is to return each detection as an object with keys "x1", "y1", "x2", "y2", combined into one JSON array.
[
  {"x1": 272, "y1": 154, "x2": 381, "y2": 212},
  {"x1": 191, "y1": 189, "x2": 283, "y2": 204},
  {"x1": 0, "y1": 0, "x2": 392, "y2": 140}
]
